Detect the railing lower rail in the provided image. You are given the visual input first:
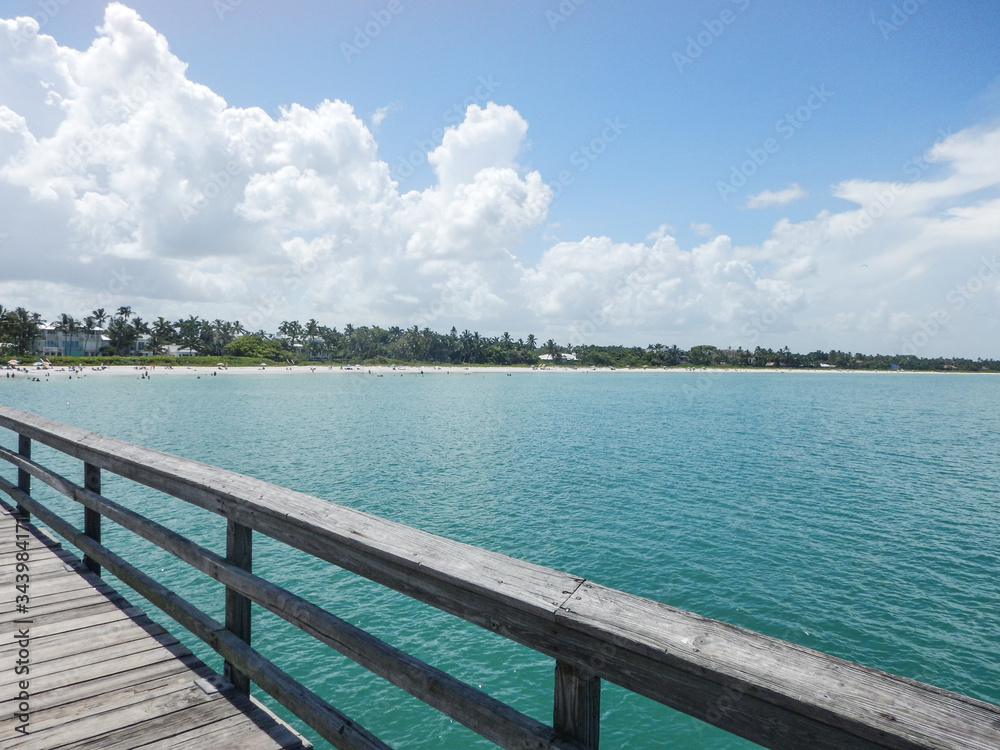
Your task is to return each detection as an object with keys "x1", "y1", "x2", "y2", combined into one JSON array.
[{"x1": 1, "y1": 405, "x2": 998, "y2": 750}]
